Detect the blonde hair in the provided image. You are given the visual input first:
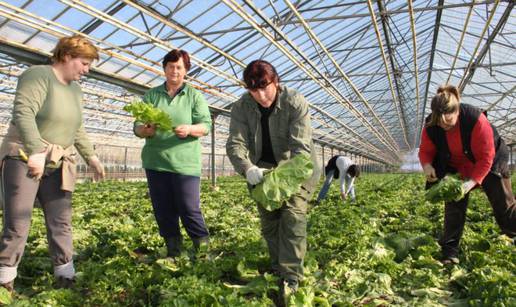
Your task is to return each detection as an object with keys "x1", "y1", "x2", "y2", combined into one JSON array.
[
  {"x1": 427, "y1": 85, "x2": 461, "y2": 127},
  {"x1": 51, "y1": 35, "x2": 99, "y2": 63}
]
